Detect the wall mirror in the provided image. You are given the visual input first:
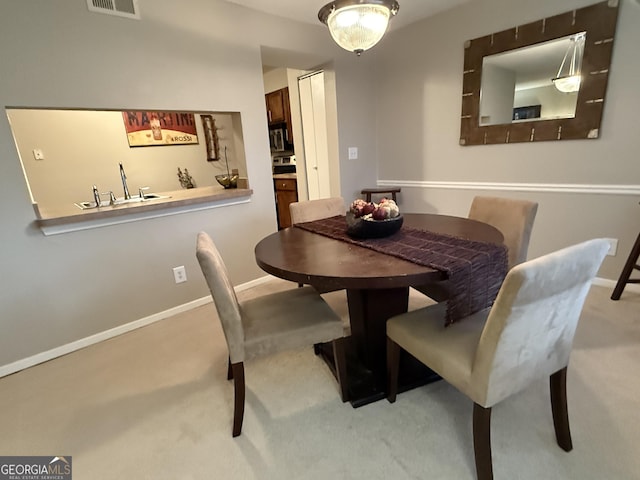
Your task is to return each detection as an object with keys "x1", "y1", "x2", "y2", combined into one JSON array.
[
  {"x1": 6, "y1": 108, "x2": 249, "y2": 212},
  {"x1": 460, "y1": 0, "x2": 619, "y2": 146}
]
